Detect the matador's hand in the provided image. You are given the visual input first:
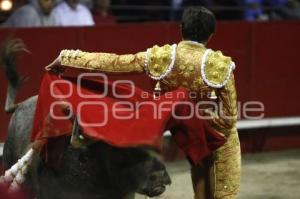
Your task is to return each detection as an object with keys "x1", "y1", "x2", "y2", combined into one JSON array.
[{"x1": 45, "y1": 56, "x2": 65, "y2": 74}]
